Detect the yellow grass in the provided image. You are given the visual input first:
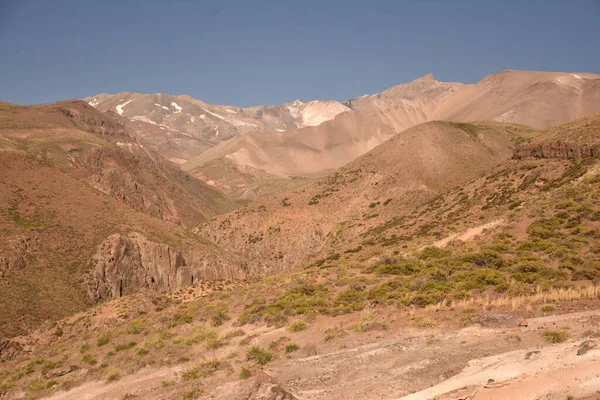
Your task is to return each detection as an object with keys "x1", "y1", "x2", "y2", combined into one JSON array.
[{"x1": 426, "y1": 285, "x2": 600, "y2": 313}]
